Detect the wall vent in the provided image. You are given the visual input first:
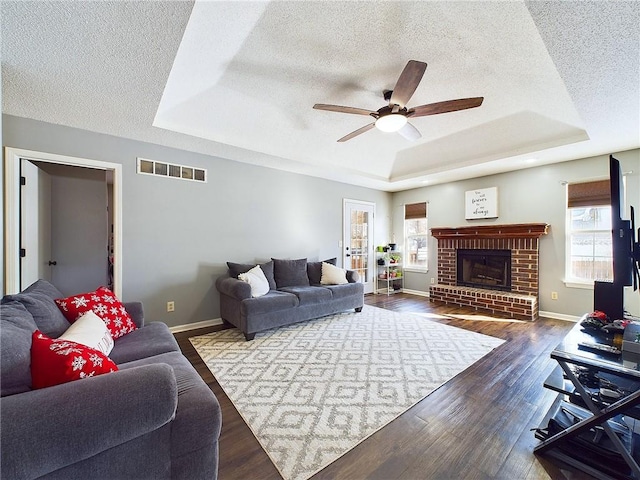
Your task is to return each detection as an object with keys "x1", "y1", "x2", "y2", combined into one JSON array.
[{"x1": 137, "y1": 158, "x2": 207, "y2": 183}]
